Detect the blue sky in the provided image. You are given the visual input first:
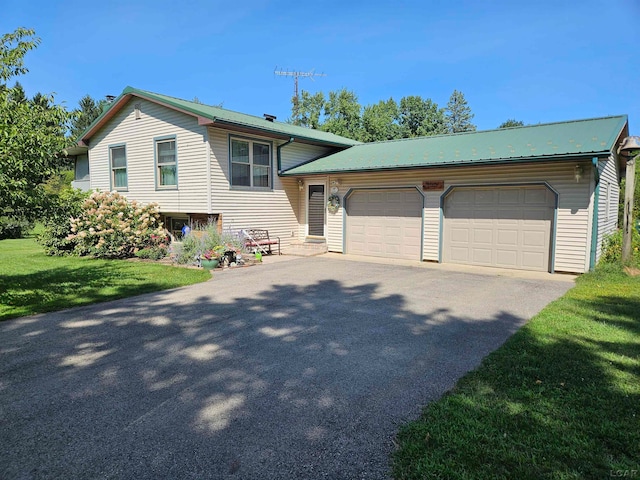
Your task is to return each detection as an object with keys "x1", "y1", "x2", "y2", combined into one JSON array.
[{"x1": 3, "y1": 0, "x2": 639, "y2": 133}]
